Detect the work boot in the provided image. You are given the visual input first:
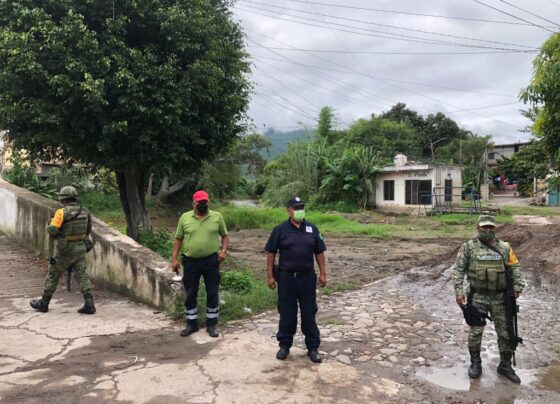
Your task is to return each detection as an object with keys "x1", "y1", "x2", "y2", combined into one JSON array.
[
  {"x1": 206, "y1": 325, "x2": 219, "y2": 338},
  {"x1": 497, "y1": 353, "x2": 521, "y2": 384},
  {"x1": 307, "y1": 349, "x2": 322, "y2": 363},
  {"x1": 180, "y1": 324, "x2": 199, "y2": 337},
  {"x1": 276, "y1": 346, "x2": 290, "y2": 360},
  {"x1": 468, "y1": 350, "x2": 482, "y2": 379},
  {"x1": 77, "y1": 295, "x2": 96, "y2": 315},
  {"x1": 30, "y1": 296, "x2": 50, "y2": 313}
]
